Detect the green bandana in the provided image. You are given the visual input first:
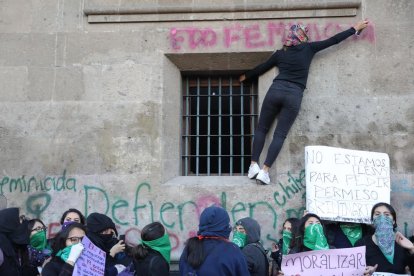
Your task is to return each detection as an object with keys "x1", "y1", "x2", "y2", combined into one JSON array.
[
  {"x1": 56, "y1": 244, "x2": 73, "y2": 262},
  {"x1": 282, "y1": 230, "x2": 292, "y2": 255},
  {"x1": 30, "y1": 230, "x2": 47, "y2": 251},
  {"x1": 373, "y1": 215, "x2": 395, "y2": 264},
  {"x1": 303, "y1": 224, "x2": 329, "y2": 251},
  {"x1": 232, "y1": 231, "x2": 248, "y2": 248},
  {"x1": 142, "y1": 233, "x2": 171, "y2": 264},
  {"x1": 340, "y1": 223, "x2": 362, "y2": 246}
]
